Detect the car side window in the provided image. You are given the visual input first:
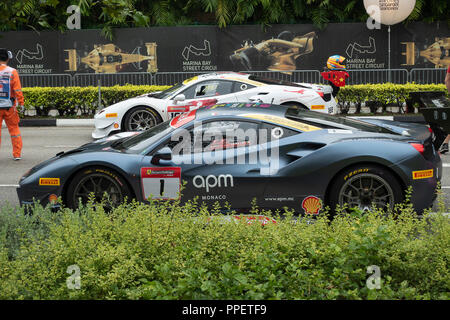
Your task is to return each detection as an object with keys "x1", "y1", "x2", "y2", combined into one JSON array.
[
  {"x1": 233, "y1": 82, "x2": 256, "y2": 92},
  {"x1": 195, "y1": 82, "x2": 219, "y2": 97},
  {"x1": 181, "y1": 80, "x2": 239, "y2": 100},
  {"x1": 166, "y1": 120, "x2": 259, "y2": 155},
  {"x1": 179, "y1": 84, "x2": 197, "y2": 100},
  {"x1": 199, "y1": 120, "x2": 259, "y2": 152},
  {"x1": 194, "y1": 81, "x2": 234, "y2": 98},
  {"x1": 259, "y1": 122, "x2": 300, "y2": 140}
]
